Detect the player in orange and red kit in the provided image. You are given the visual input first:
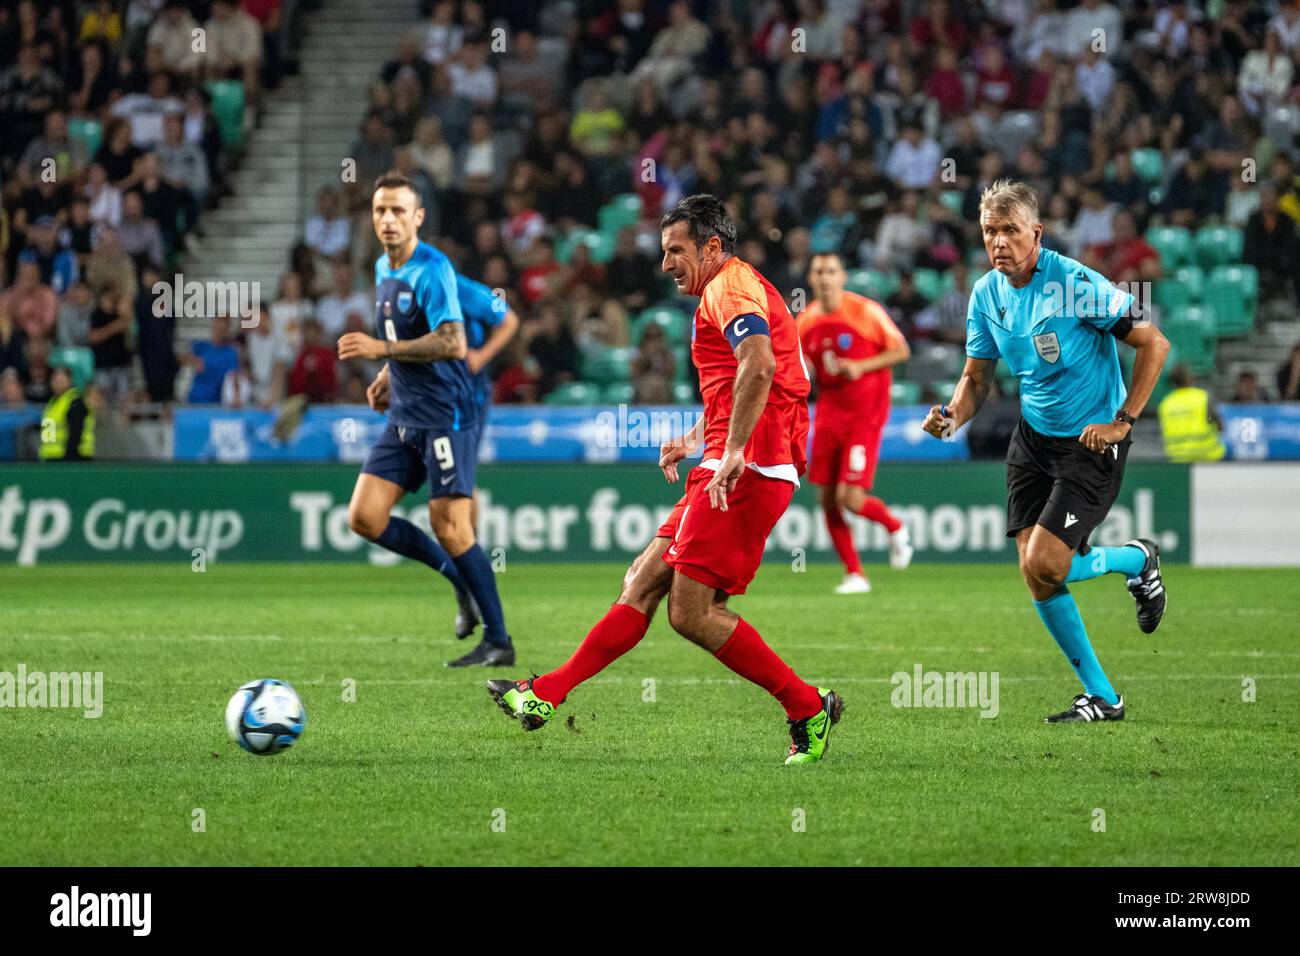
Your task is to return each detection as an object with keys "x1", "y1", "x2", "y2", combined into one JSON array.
[
  {"x1": 797, "y1": 251, "x2": 914, "y2": 594},
  {"x1": 486, "y1": 195, "x2": 845, "y2": 765}
]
